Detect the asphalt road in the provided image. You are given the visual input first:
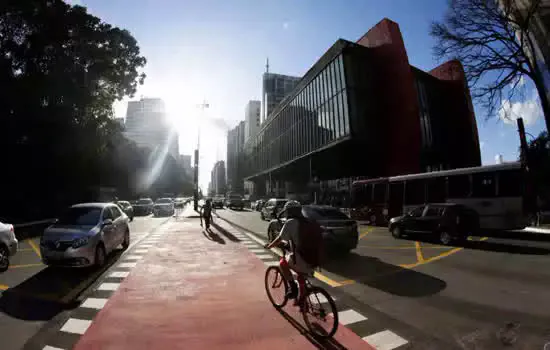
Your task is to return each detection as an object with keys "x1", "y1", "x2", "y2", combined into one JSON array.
[
  {"x1": 0, "y1": 214, "x2": 171, "y2": 350},
  {"x1": 215, "y1": 207, "x2": 550, "y2": 349}
]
